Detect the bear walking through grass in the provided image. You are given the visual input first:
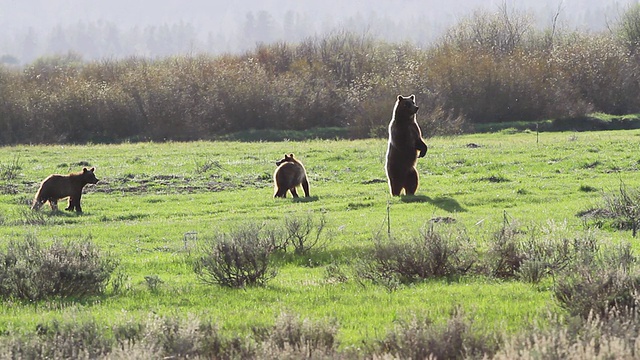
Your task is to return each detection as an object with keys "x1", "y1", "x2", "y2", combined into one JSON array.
[
  {"x1": 32, "y1": 167, "x2": 99, "y2": 213},
  {"x1": 273, "y1": 154, "x2": 310, "y2": 198},
  {"x1": 385, "y1": 94, "x2": 428, "y2": 196}
]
